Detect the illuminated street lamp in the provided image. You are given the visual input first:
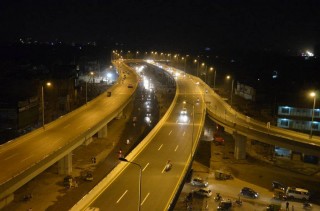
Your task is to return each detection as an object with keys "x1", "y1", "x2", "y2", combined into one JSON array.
[
  {"x1": 86, "y1": 72, "x2": 94, "y2": 105},
  {"x1": 183, "y1": 100, "x2": 195, "y2": 159},
  {"x1": 41, "y1": 82, "x2": 52, "y2": 129},
  {"x1": 226, "y1": 75, "x2": 234, "y2": 106},
  {"x1": 194, "y1": 59, "x2": 199, "y2": 77},
  {"x1": 309, "y1": 91, "x2": 317, "y2": 138},
  {"x1": 119, "y1": 158, "x2": 142, "y2": 211}
]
